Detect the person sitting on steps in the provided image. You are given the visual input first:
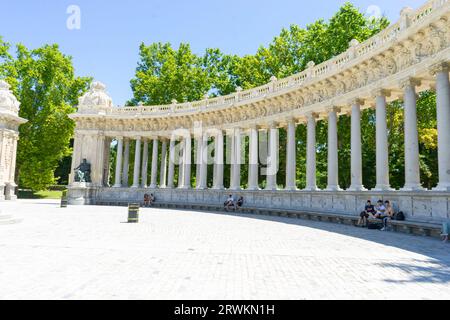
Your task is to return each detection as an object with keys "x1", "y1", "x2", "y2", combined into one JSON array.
[
  {"x1": 224, "y1": 195, "x2": 235, "y2": 211},
  {"x1": 144, "y1": 194, "x2": 150, "y2": 207},
  {"x1": 236, "y1": 196, "x2": 244, "y2": 210},
  {"x1": 358, "y1": 200, "x2": 376, "y2": 227},
  {"x1": 149, "y1": 194, "x2": 156, "y2": 206},
  {"x1": 374, "y1": 200, "x2": 389, "y2": 231}
]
